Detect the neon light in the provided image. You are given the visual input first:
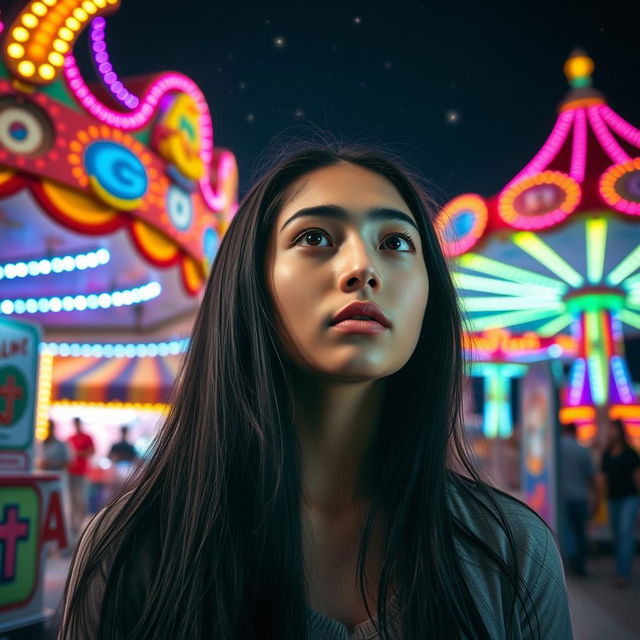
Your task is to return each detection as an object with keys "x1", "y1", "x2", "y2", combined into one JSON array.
[
  {"x1": 585, "y1": 218, "x2": 607, "y2": 284},
  {"x1": 611, "y1": 356, "x2": 635, "y2": 404},
  {"x1": 435, "y1": 194, "x2": 488, "y2": 257},
  {"x1": 537, "y1": 313, "x2": 573, "y2": 337},
  {"x1": 498, "y1": 171, "x2": 581, "y2": 230},
  {"x1": 460, "y1": 297, "x2": 563, "y2": 312},
  {"x1": 587, "y1": 353, "x2": 606, "y2": 406},
  {"x1": 560, "y1": 404, "x2": 594, "y2": 422},
  {"x1": 90, "y1": 17, "x2": 139, "y2": 108},
  {"x1": 506, "y1": 110, "x2": 574, "y2": 187},
  {"x1": 588, "y1": 106, "x2": 631, "y2": 164},
  {"x1": 62, "y1": 56, "x2": 226, "y2": 212},
  {"x1": 610, "y1": 405, "x2": 640, "y2": 420},
  {"x1": 606, "y1": 244, "x2": 640, "y2": 286},
  {"x1": 3, "y1": 0, "x2": 119, "y2": 84},
  {"x1": 570, "y1": 109, "x2": 587, "y2": 182},
  {"x1": 512, "y1": 232, "x2": 584, "y2": 287},
  {"x1": 468, "y1": 308, "x2": 560, "y2": 332},
  {"x1": 568, "y1": 358, "x2": 587, "y2": 406},
  {"x1": 457, "y1": 254, "x2": 568, "y2": 292},
  {"x1": 0, "y1": 249, "x2": 110, "y2": 280},
  {"x1": 35, "y1": 351, "x2": 53, "y2": 441},
  {"x1": 600, "y1": 105, "x2": 640, "y2": 147},
  {"x1": 599, "y1": 158, "x2": 640, "y2": 216},
  {"x1": 619, "y1": 309, "x2": 640, "y2": 330},
  {"x1": 451, "y1": 273, "x2": 561, "y2": 298},
  {"x1": 40, "y1": 338, "x2": 189, "y2": 358},
  {"x1": 0, "y1": 281, "x2": 161, "y2": 315},
  {"x1": 51, "y1": 400, "x2": 168, "y2": 412}
]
